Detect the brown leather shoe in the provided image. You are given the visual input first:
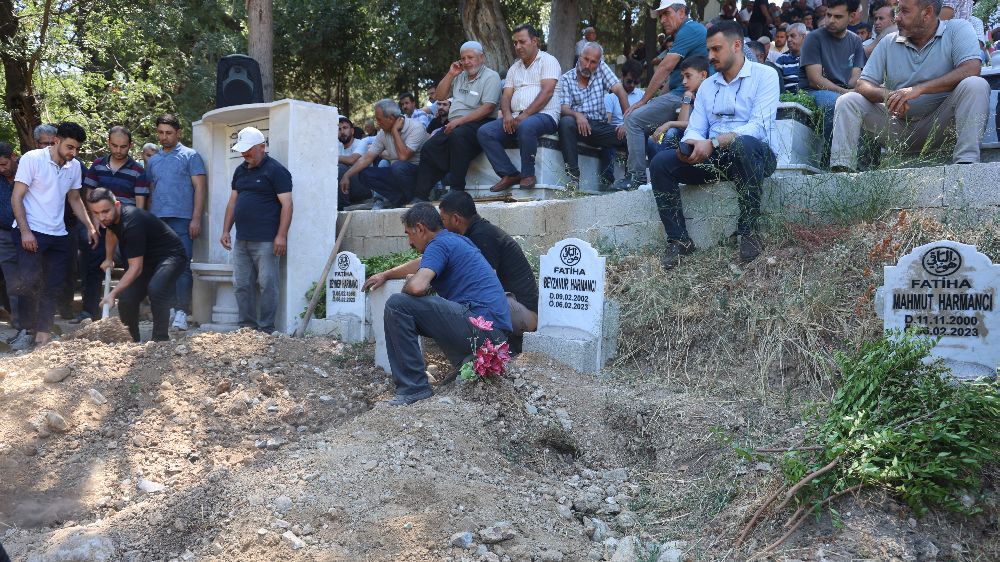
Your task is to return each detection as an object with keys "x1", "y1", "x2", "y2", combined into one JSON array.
[
  {"x1": 490, "y1": 175, "x2": 522, "y2": 192},
  {"x1": 519, "y1": 175, "x2": 537, "y2": 189}
]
